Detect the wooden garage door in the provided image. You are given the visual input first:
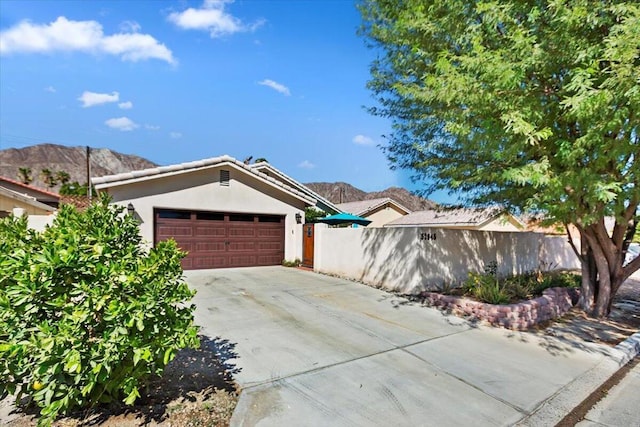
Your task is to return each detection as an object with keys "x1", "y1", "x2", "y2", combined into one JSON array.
[{"x1": 155, "y1": 209, "x2": 285, "y2": 270}]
